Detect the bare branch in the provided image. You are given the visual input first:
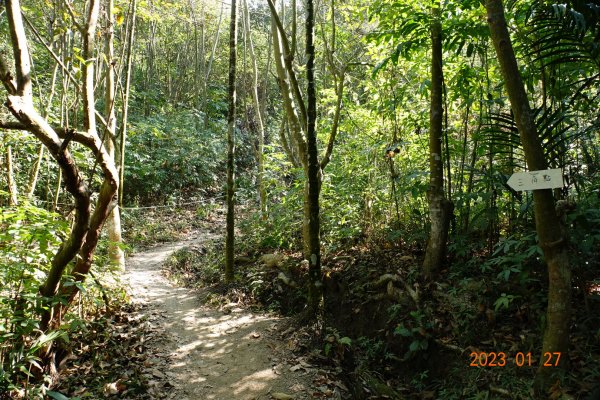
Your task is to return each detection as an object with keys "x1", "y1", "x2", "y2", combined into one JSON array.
[
  {"x1": 320, "y1": 69, "x2": 345, "y2": 170},
  {"x1": 6, "y1": 0, "x2": 32, "y2": 97},
  {"x1": 21, "y1": 12, "x2": 110, "y2": 131},
  {"x1": 63, "y1": 0, "x2": 84, "y2": 33},
  {"x1": 266, "y1": 0, "x2": 307, "y2": 131},
  {"x1": 0, "y1": 118, "x2": 26, "y2": 130},
  {"x1": 82, "y1": 0, "x2": 100, "y2": 134}
]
